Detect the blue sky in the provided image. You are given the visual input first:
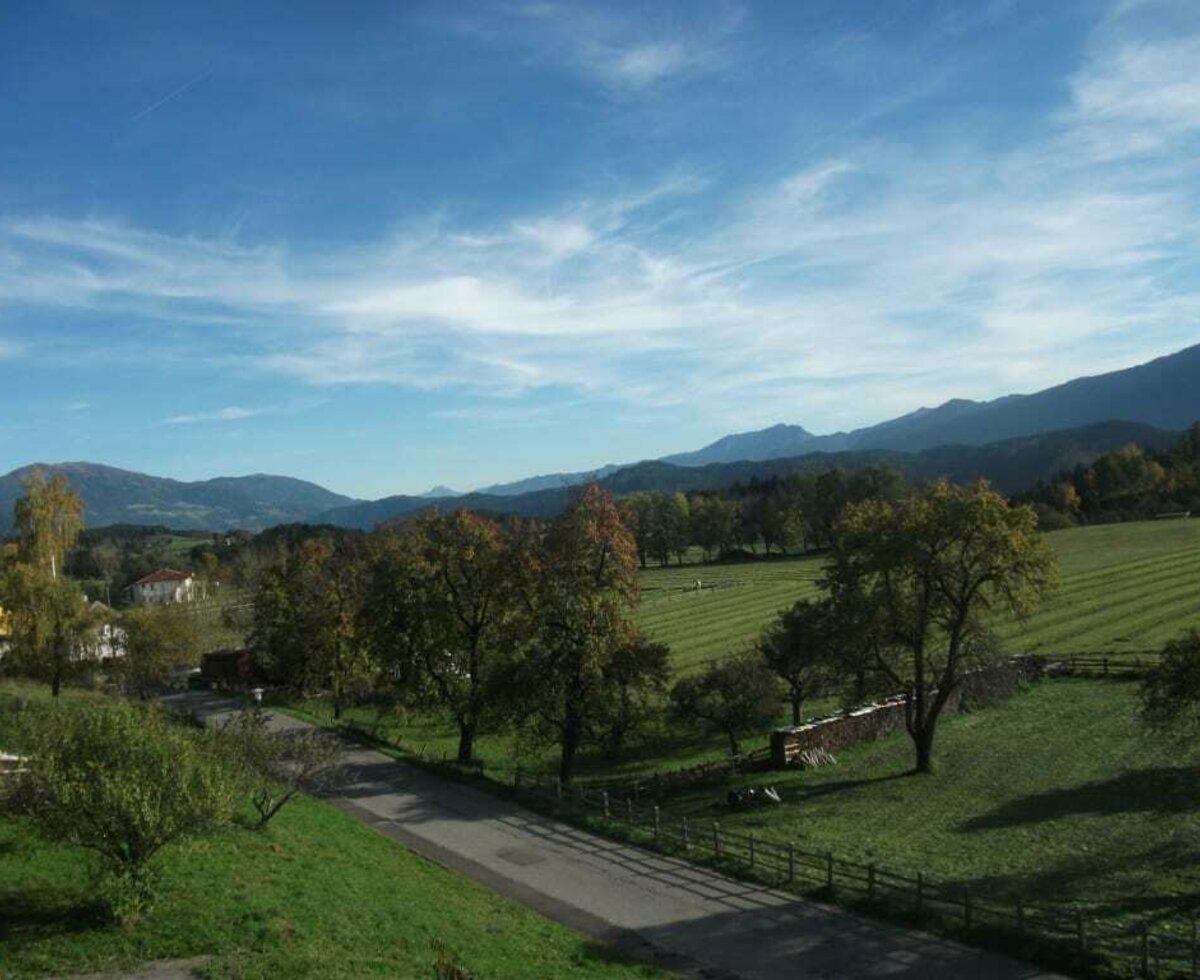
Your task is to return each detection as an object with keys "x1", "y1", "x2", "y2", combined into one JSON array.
[{"x1": 1, "y1": 0, "x2": 1198, "y2": 499}]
